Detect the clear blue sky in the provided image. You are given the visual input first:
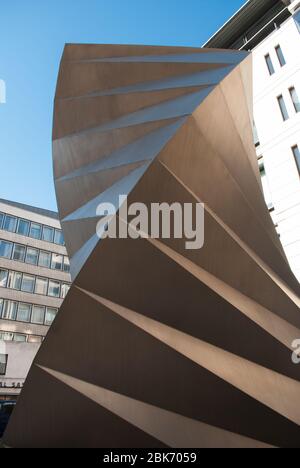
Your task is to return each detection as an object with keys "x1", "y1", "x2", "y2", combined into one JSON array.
[{"x1": 0, "y1": 0, "x2": 245, "y2": 211}]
